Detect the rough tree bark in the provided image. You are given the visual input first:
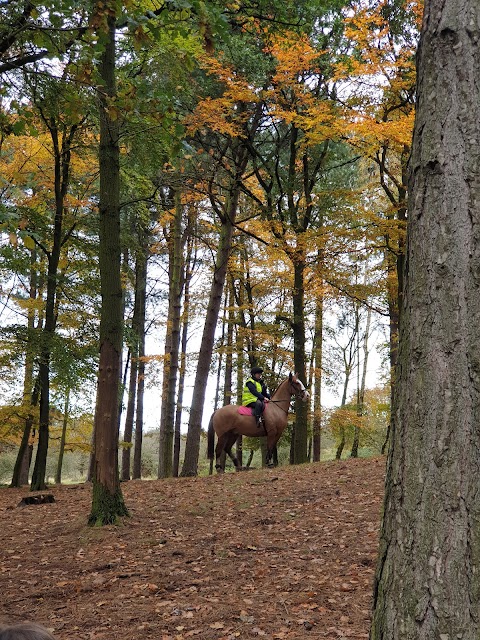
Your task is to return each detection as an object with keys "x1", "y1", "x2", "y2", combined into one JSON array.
[
  {"x1": 371, "y1": 2, "x2": 480, "y2": 637},
  {"x1": 88, "y1": 6, "x2": 127, "y2": 525}
]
